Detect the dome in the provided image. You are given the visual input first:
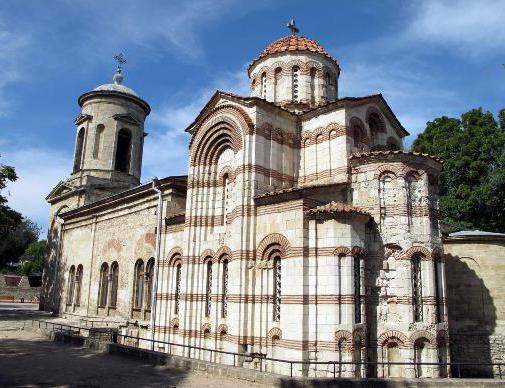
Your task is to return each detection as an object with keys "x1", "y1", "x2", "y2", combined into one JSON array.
[
  {"x1": 93, "y1": 83, "x2": 139, "y2": 97},
  {"x1": 249, "y1": 35, "x2": 337, "y2": 69},
  {"x1": 92, "y1": 68, "x2": 139, "y2": 97}
]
